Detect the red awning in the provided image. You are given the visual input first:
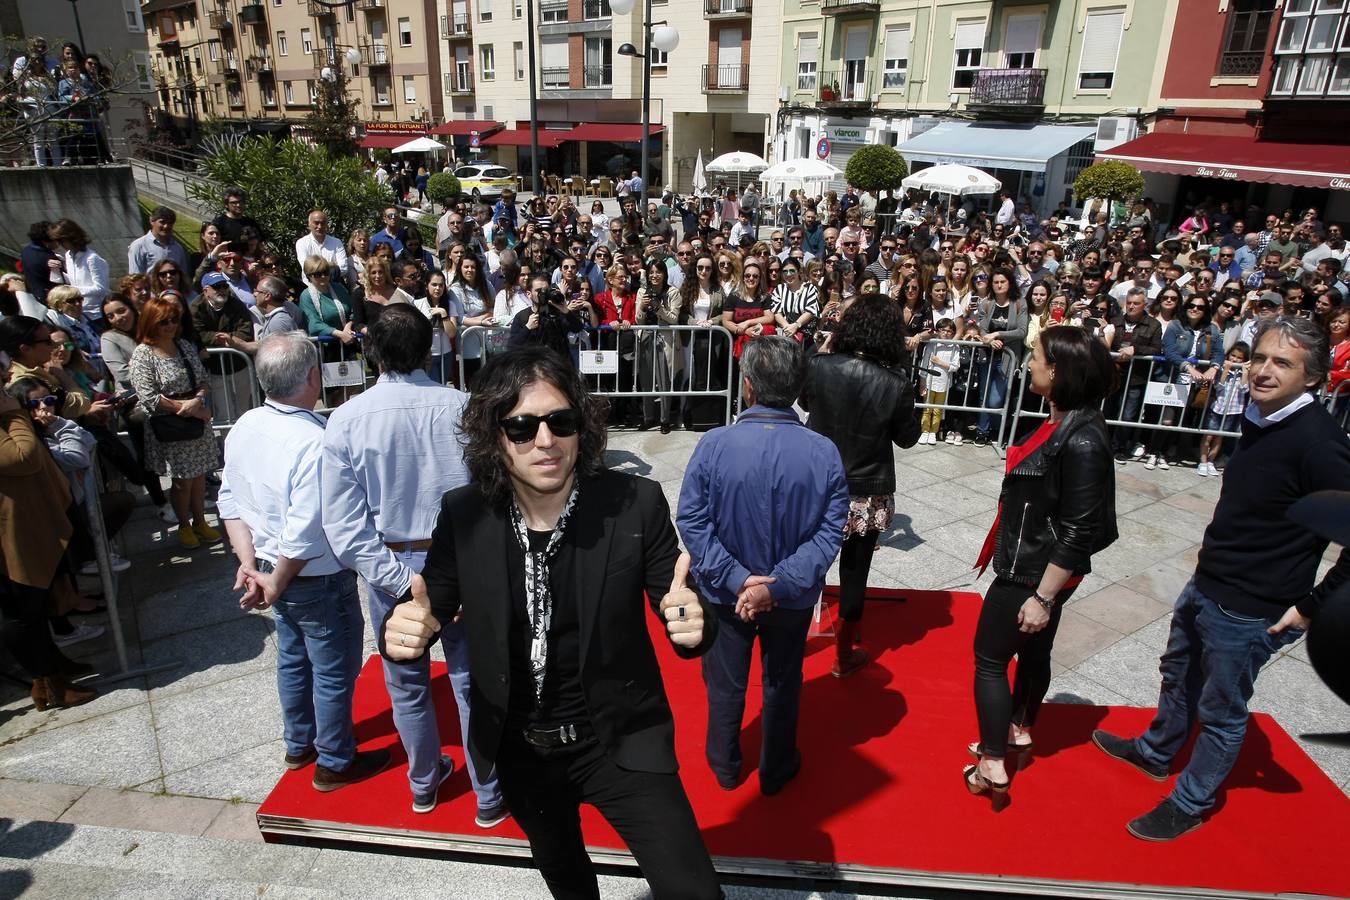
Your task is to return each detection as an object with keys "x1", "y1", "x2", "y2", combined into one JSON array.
[
  {"x1": 430, "y1": 120, "x2": 503, "y2": 137},
  {"x1": 1097, "y1": 132, "x2": 1350, "y2": 190},
  {"x1": 358, "y1": 134, "x2": 425, "y2": 150},
  {"x1": 481, "y1": 128, "x2": 569, "y2": 148},
  {"x1": 566, "y1": 123, "x2": 664, "y2": 143}
]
